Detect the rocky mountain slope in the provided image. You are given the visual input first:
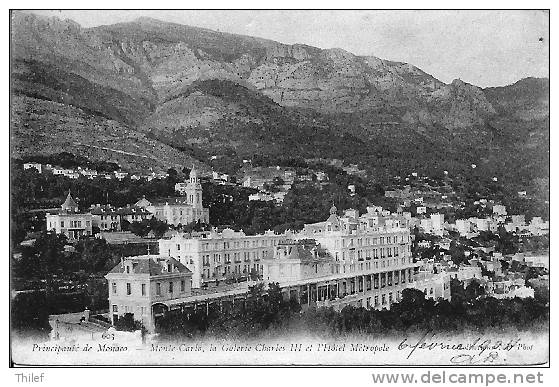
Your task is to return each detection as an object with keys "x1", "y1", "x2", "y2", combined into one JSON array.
[{"x1": 10, "y1": 11, "x2": 549, "y2": 188}]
